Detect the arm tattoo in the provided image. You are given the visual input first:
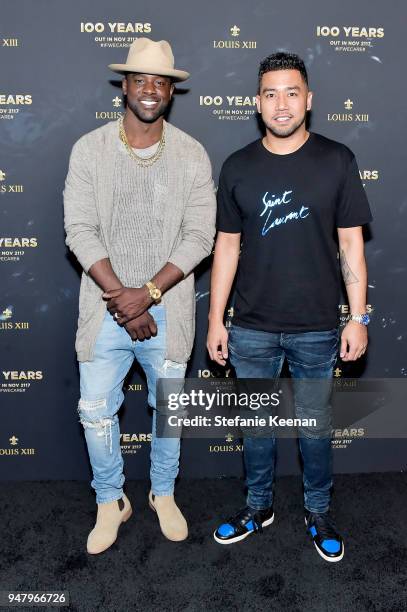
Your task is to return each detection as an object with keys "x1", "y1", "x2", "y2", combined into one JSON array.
[{"x1": 340, "y1": 249, "x2": 359, "y2": 285}]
